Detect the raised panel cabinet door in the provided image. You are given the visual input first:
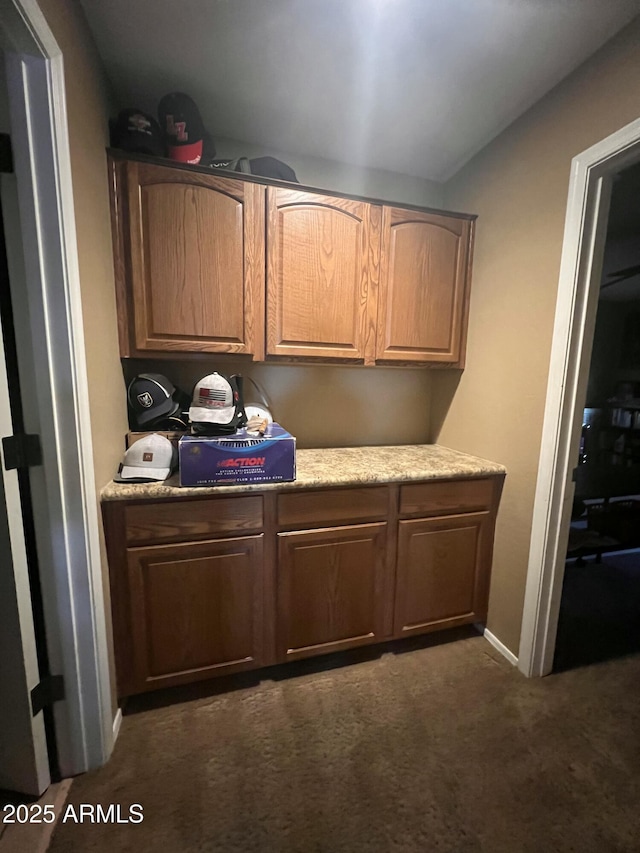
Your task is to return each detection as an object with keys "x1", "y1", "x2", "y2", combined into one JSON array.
[
  {"x1": 376, "y1": 208, "x2": 474, "y2": 365},
  {"x1": 125, "y1": 535, "x2": 264, "y2": 693},
  {"x1": 277, "y1": 523, "x2": 387, "y2": 661},
  {"x1": 123, "y1": 160, "x2": 265, "y2": 356},
  {"x1": 266, "y1": 187, "x2": 381, "y2": 363},
  {"x1": 393, "y1": 512, "x2": 491, "y2": 638}
]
